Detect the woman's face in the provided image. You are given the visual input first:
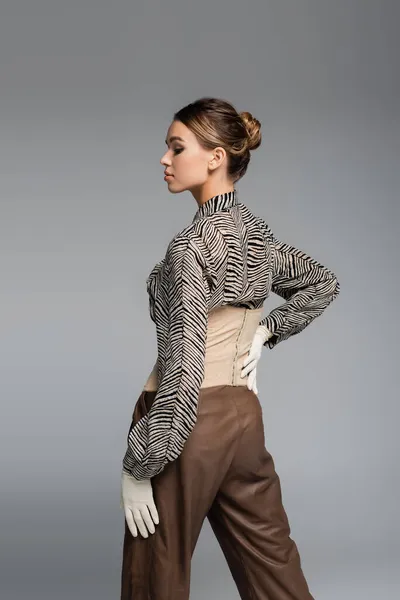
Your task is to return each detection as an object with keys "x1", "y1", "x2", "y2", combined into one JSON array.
[{"x1": 160, "y1": 120, "x2": 220, "y2": 193}]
